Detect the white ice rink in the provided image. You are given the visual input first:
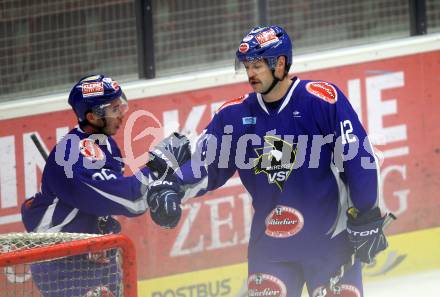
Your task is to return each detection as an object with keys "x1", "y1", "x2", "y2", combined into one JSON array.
[{"x1": 364, "y1": 269, "x2": 440, "y2": 297}]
